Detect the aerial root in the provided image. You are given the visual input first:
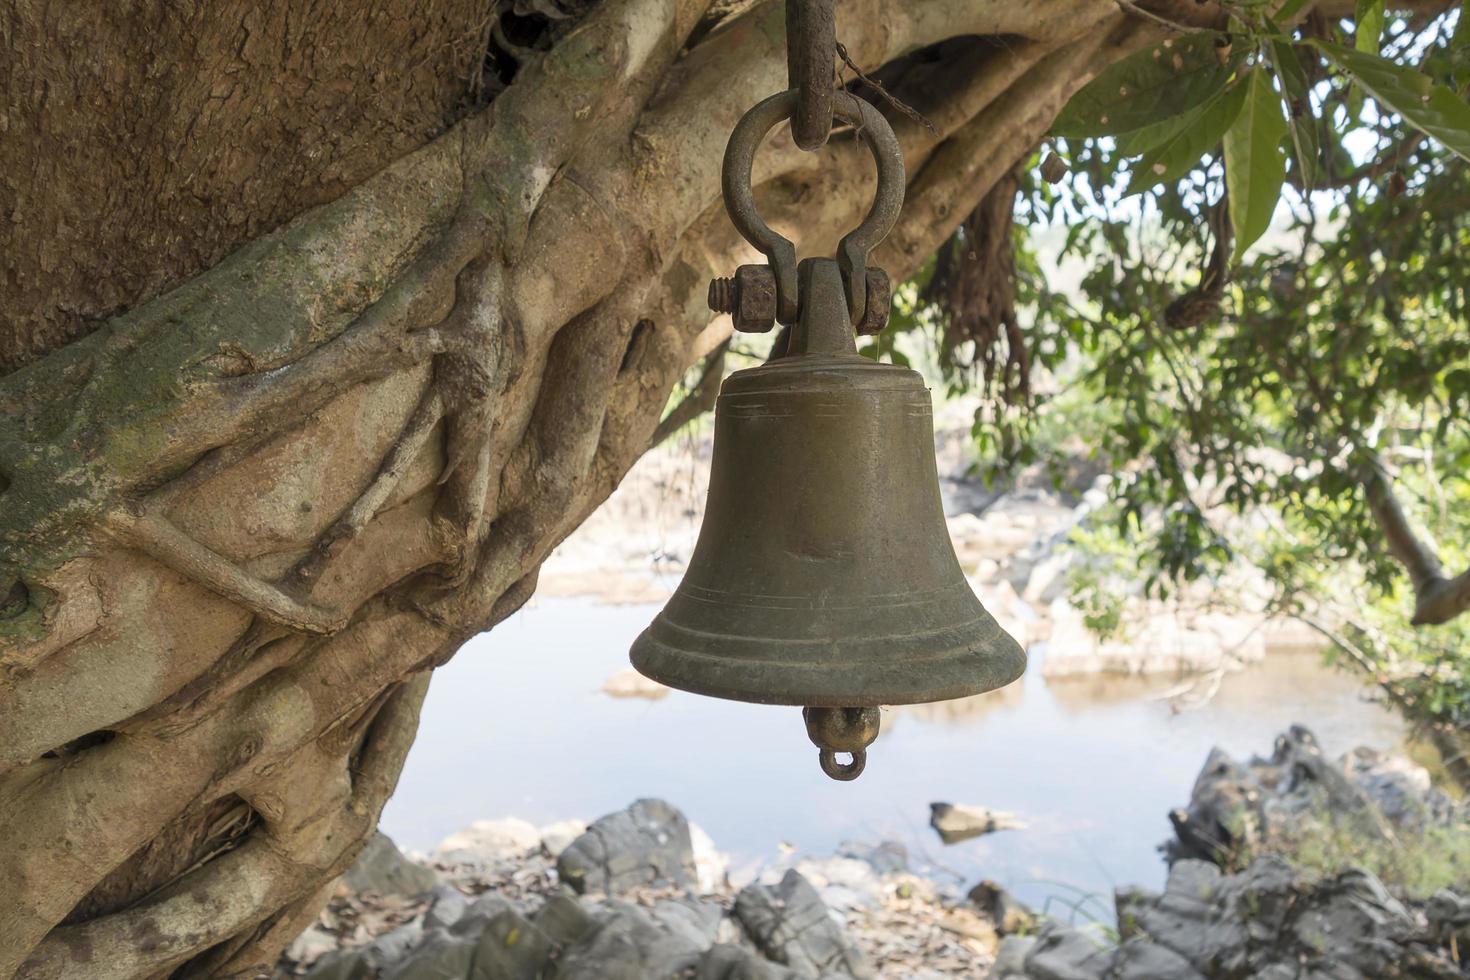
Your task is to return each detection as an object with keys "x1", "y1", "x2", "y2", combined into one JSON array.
[{"x1": 103, "y1": 507, "x2": 346, "y2": 635}]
